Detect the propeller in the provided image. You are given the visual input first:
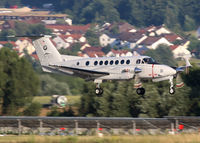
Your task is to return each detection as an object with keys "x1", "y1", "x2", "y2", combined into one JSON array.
[{"x1": 175, "y1": 57, "x2": 192, "y2": 88}]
